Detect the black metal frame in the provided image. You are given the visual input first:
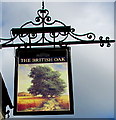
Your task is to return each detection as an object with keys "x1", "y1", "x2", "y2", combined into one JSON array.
[
  {"x1": 0, "y1": 2, "x2": 115, "y2": 48},
  {"x1": 13, "y1": 47, "x2": 74, "y2": 115}
]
